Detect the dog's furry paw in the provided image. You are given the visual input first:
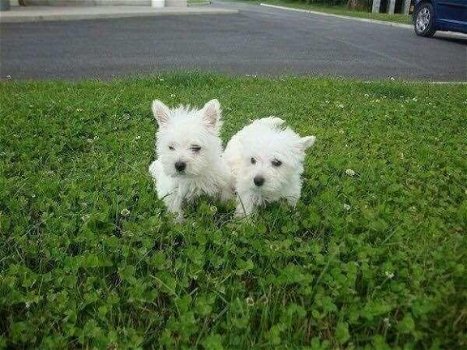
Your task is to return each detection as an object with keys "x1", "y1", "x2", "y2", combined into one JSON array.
[
  {"x1": 234, "y1": 207, "x2": 251, "y2": 219},
  {"x1": 174, "y1": 212, "x2": 185, "y2": 224}
]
